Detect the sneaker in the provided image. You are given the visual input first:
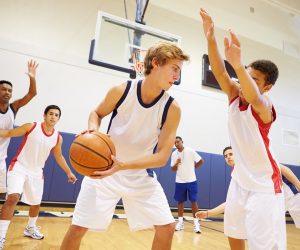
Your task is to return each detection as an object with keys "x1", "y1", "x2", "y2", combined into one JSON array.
[
  {"x1": 175, "y1": 221, "x2": 184, "y2": 231},
  {"x1": 24, "y1": 226, "x2": 44, "y2": 240},
  {"x1": 194, "y1": 223, "x2": 201, "y2": 234},
  {"x1": 0, "y1": 237, "x2": 5, "y2": 250}
]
